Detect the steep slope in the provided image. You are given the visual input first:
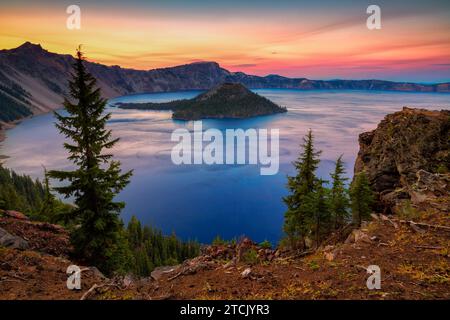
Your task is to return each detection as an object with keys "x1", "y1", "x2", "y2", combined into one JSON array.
[{"x1": 0, "y1": 42, "x2": 233, "y2": 115}]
